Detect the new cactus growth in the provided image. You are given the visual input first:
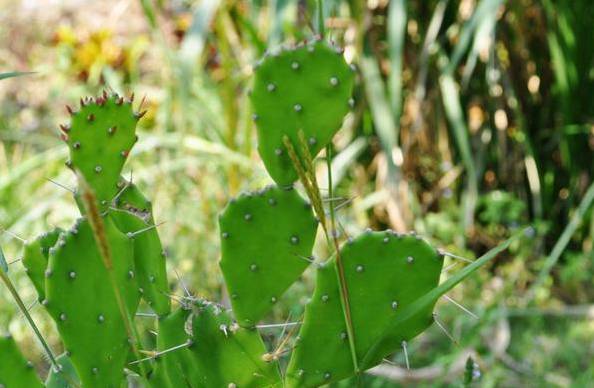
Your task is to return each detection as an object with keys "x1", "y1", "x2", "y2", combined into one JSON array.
[
  {"x1": 63, "y1": 93, "x2": 139, "y2": 210},
  {"x1": 250, "y1": 40, "x2": 355, "y2": 186},
  {"x1": 0, "y1": 23, "x2": 521, "y2": 388},
  {"x1": 219, "y1": 185, "x2": 317, "y2": 327}
]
